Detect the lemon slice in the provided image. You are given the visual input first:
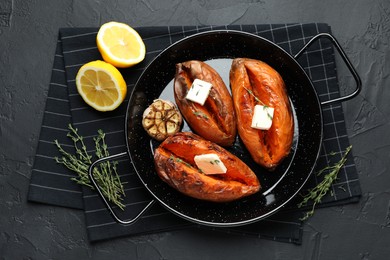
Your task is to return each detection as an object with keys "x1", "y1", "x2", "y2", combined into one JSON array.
[
  {"x1": 97, "y1": 21, "x2": 146, "y2": 68},
  {"x1": 76, "y1": 60, "x2": 127, "y2": 111}
]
